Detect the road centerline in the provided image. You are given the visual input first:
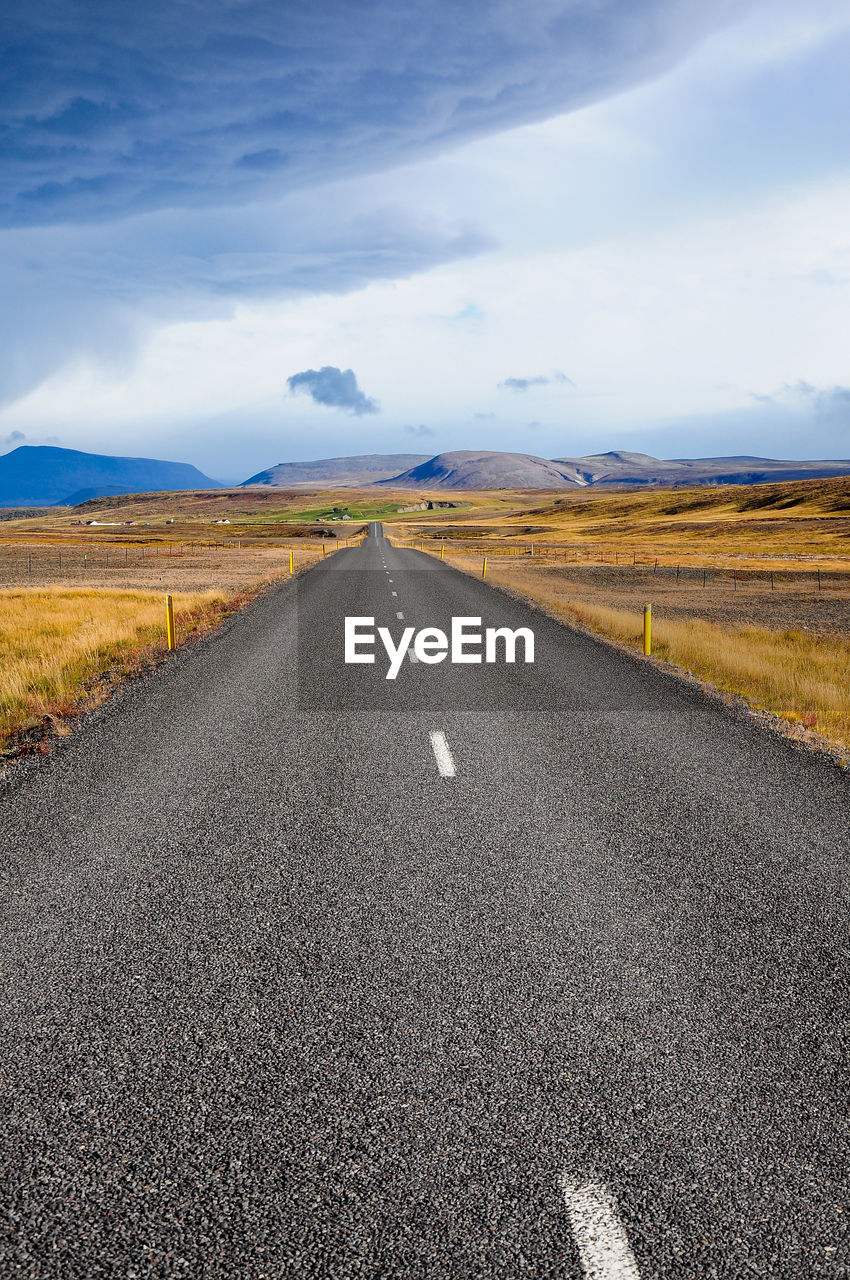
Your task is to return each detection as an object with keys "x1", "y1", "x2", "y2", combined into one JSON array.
[
  {"x1": 560, "y1": 1178, "x2": 641, "y2": 1280},
  {"x1": 429, "y1": 731, "x2": 456, "y2": 778}
]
